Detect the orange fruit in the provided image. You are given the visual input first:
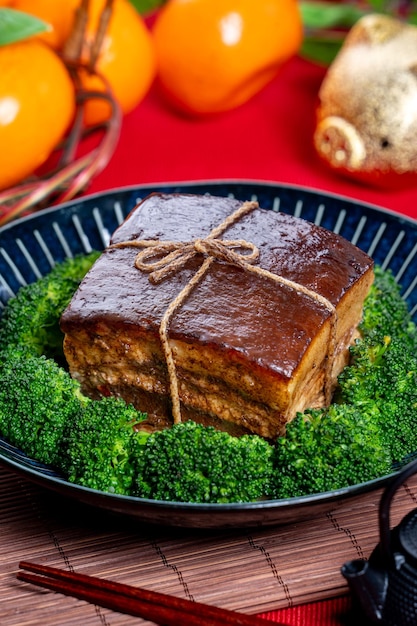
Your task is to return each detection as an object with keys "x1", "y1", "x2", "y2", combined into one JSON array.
[
  {"x1": 77, "y1": 0, "x2": 156, "y2": 125},
  {"x1": 0, "y1": 39, "x2": 75, "y2": 191},
  {"x1": 12, "y1": 0, "x2": 156, "y2": 125},
  {"x1": 10, "y1": 0, "x2": 79, "y2": 48},
  {"x1": 152, "y1": 0, "x2": 303, "y2": 115}
]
